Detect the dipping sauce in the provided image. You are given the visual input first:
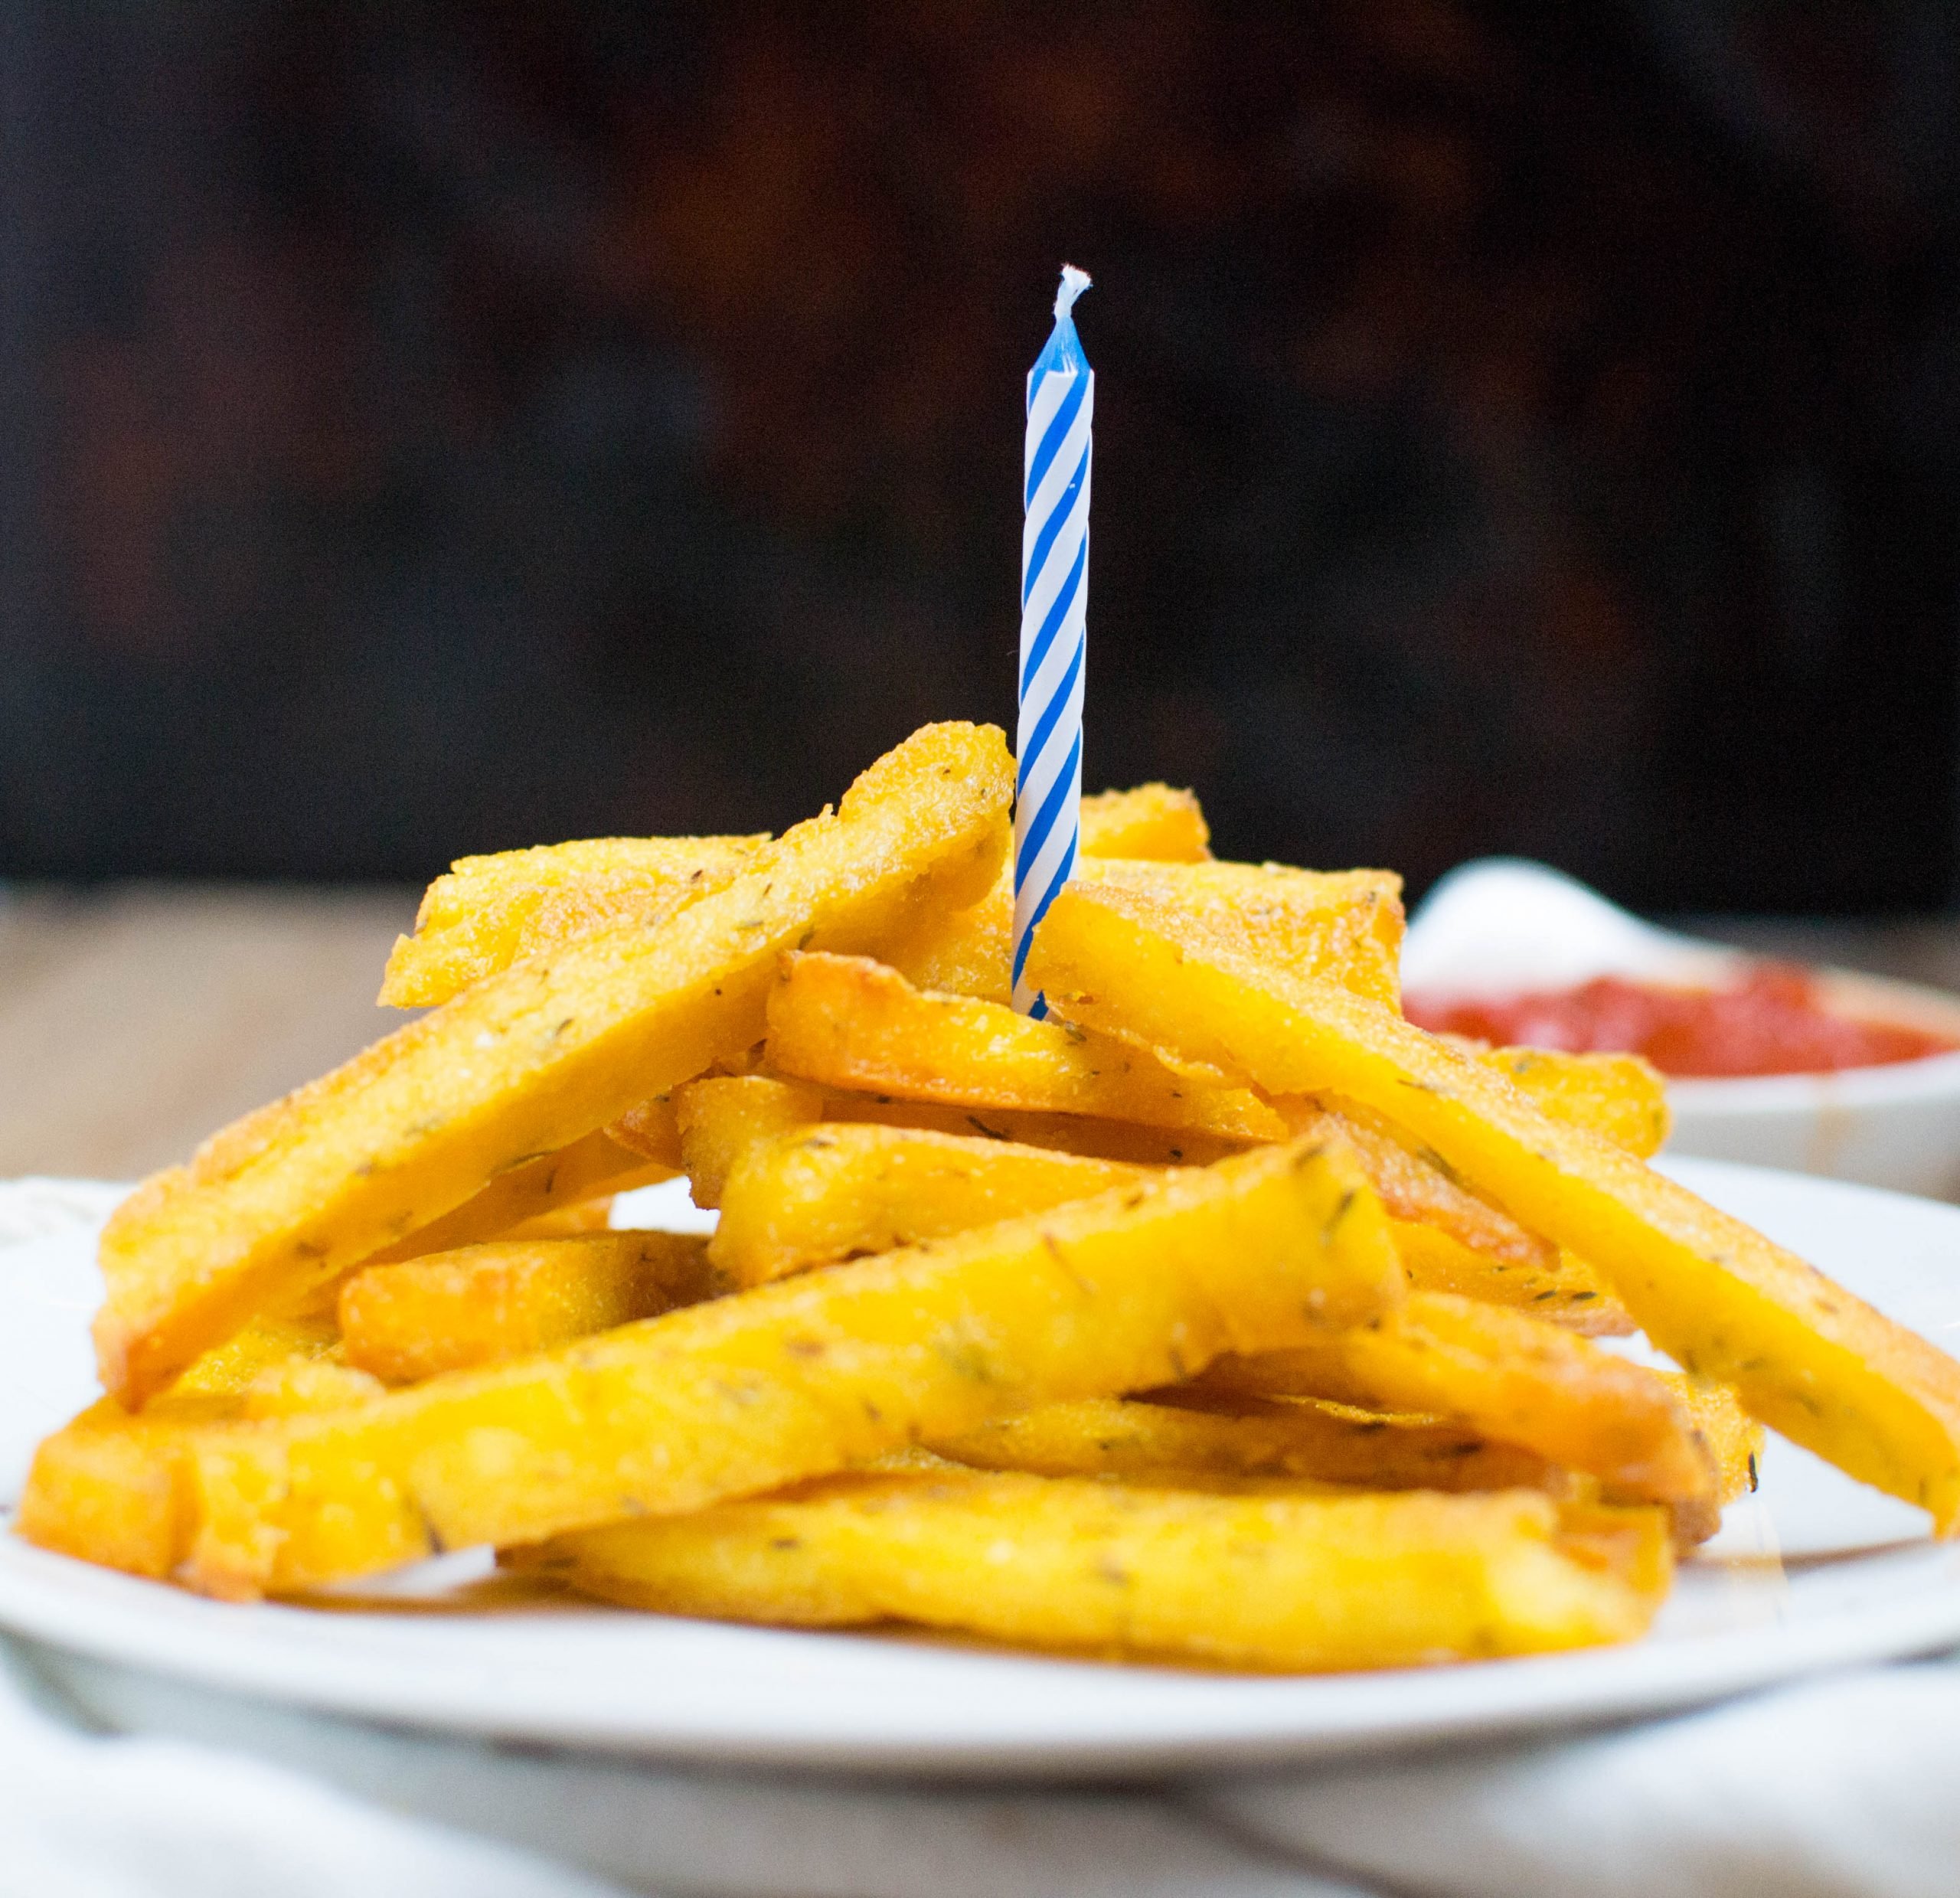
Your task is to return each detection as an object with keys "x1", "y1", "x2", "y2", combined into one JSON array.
[{"x1": 1405, "y1": 967, "x2": 1960, "y2": 1079}]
